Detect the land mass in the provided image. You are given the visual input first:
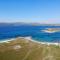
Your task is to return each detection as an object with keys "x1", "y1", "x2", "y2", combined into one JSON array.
[{"x1": 0, "y1": 38, "x2": 60, "y2": 60}]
